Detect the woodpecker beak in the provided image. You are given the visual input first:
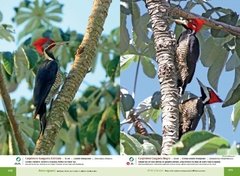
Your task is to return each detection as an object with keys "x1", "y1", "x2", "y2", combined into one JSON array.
[{"x1": 174, "y1": 19, "x2": 188, "y2": 26}]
